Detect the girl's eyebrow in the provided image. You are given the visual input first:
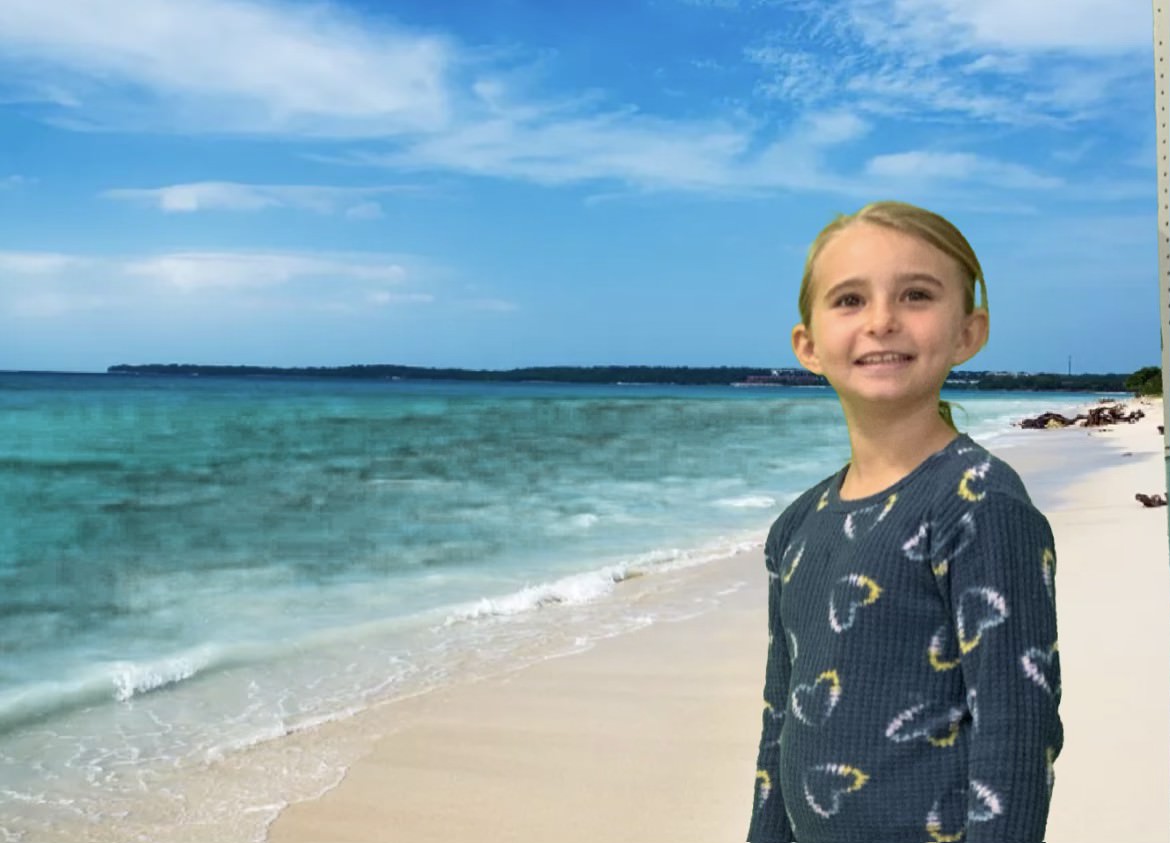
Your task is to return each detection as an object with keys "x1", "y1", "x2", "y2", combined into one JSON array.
[
  {"x1": 821, "y1": 272, "x2": 946, "y2": 300},
  {"x1": 895, "y1": 272, "x2": 946, "y2": 287}
]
